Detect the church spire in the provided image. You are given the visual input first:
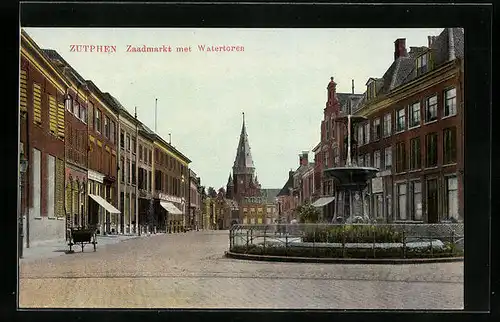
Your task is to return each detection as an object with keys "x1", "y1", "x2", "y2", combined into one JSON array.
[{"x1": 233, "y1": 112, "x2": 255, "y2": 174}]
